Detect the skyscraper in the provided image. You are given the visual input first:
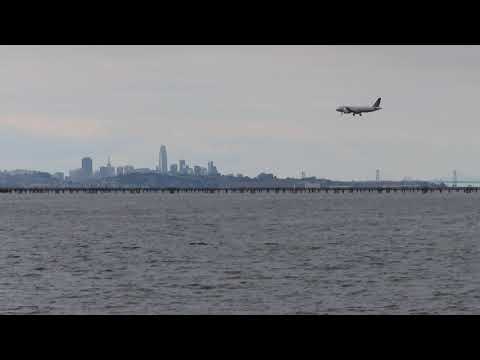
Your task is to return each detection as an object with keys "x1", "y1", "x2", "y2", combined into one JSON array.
[
  {"x1": 159, "y1": 145, "x2": 168, "y2": 173},
  {"x1": 106, "y1": 157, "x2": 115, "y2": 177},
  {"x1": 82, "y1": 157, "x2": 93, "y2": 178},
  {"x1": 99, "y1": 157, "x2": 115, "y2": 178},
  {"x1": 208, "y1": 161, "x2": 219, "y2": 176},
  {"x1": 179, "y1": 160, "x2": 186, "y2": 174}
]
